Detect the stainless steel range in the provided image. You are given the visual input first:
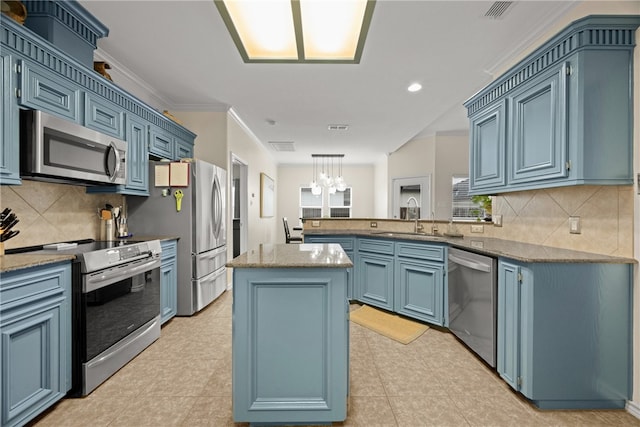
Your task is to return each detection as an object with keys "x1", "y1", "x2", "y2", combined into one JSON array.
[{"x1": 38, "y1": 239, "x2": 162, "y2": 396}]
